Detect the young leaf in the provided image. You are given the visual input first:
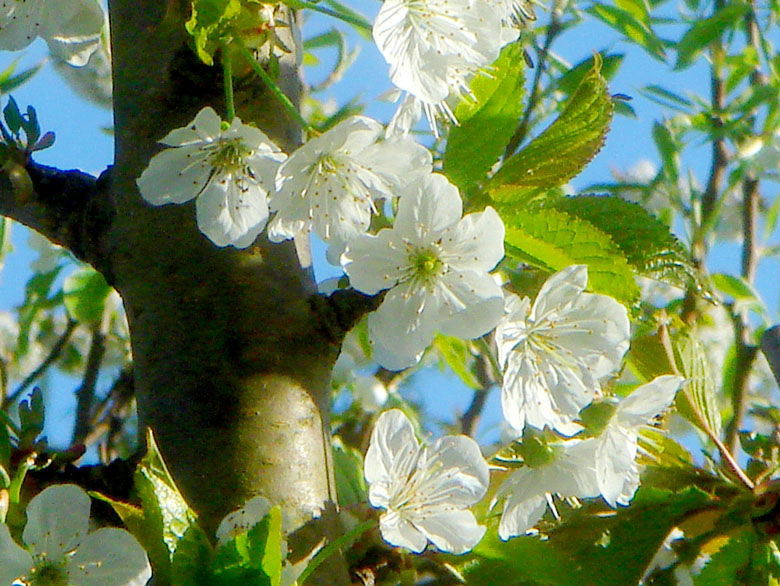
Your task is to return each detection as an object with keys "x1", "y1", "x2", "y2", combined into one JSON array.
[
  {"x1": 693, "y1": 528, "x2": 755, "y2": 586},
  {"x1": 674, "y1": 332, "x2": 722, "y2": 438},
  {"x1": 63, "y1": 267, "x2": 112, "y2": 324},
  {"x1": 434, "y1": 334, "x2": 481, "y2": 390},
  {"x1": 553, "y1": 52, "x2": 624, "y2": 97},
  {"x1": 586, "y1": 3, "x2": 666, "y2": 61},
  {"x1": 443, "y1": 43, "x2": 526, "y2": 190},
  {"x1": 333, "y1": 436, "x2": 367, "y2": 508},
  {"x1": 503, "y1": 207, "x2": 640, "y2": 306},
  {"x1": 185, "y1": 0, "x2": 243, "y2": 65},
  {"x1": 136, "y1": 429, "x2": 201, "y2": 580},
  {"x1": 487, "y1": 56, "x2": 613, "y2": 202},
  {"x1": 172, "y1": 524, "x2": 216, "y2": 586},
  {"x1": 675, "y1": 2, "x2": 750, "y2": 70},
  {"x1": 550, "y1": 195, "x2": 698, "y2": 290}
]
